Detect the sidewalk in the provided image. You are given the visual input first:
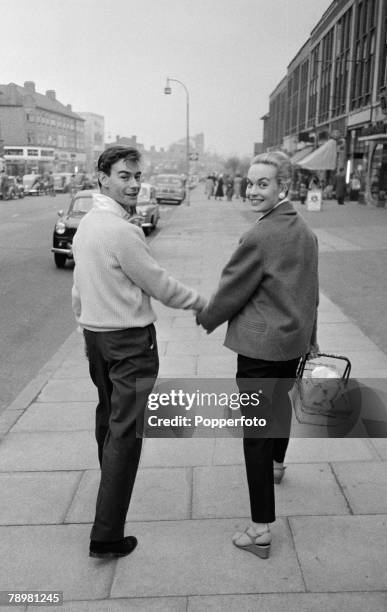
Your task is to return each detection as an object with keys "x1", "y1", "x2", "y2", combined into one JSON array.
[{"x1": 0, "y1": 190, "x2": 387, "y2": 611}]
